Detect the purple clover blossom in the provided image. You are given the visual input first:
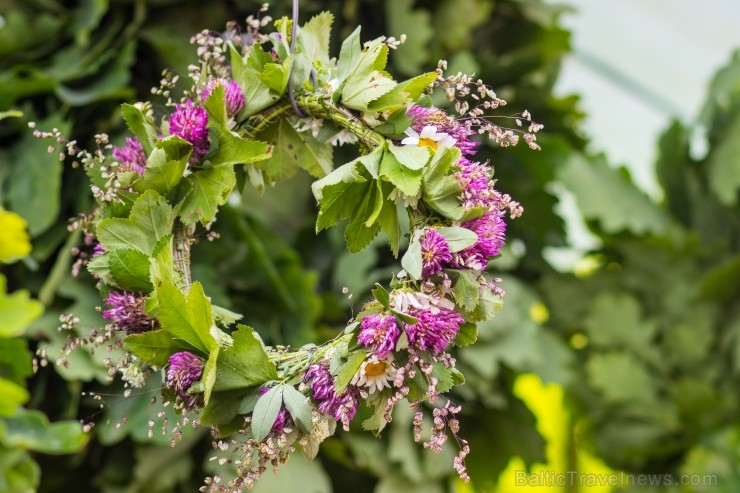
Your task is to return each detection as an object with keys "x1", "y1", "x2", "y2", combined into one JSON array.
[
  {"x1": 358, "y1": 314, "x2": 400, "y2": 359},
  {"x1": 420, "y1": 229, "x2": 452, "y2": 277},
  {"x1": 166, "y1": 352, "x2": 205, "y2": 411},
  {"x1": 451, "y1": 210, "x2": 507, "y2": 270},
  {"x1": 305, "y1": 361, "x2": 360, "y2": 429},
  {"x1": 403, "y1": 306, "x2": 464, "y2": 354},
  {"x1": 112, "y1": 137, "x2": 147, "y2": 175},
  {"x1": 455, "y1": 159, "x2": 497, "y2": 210},
  {"x1": 169, "y1": 100, "x2": 210, "y2": 160},
  {"x1": 406, "y1": 105, "x2": 479, "y2": 157},
  {"x1": 102, "y1": 291, "x2": 155, "y2": 333},
  {"x1": 202, "y1": 78, "x2": 245, "y2": 117}
]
